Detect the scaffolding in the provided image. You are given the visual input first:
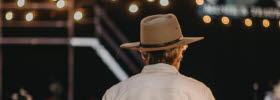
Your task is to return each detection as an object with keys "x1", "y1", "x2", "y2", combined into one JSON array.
[{"x1": 0, "y1": 1, "x2": 141, "y2": 100}]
